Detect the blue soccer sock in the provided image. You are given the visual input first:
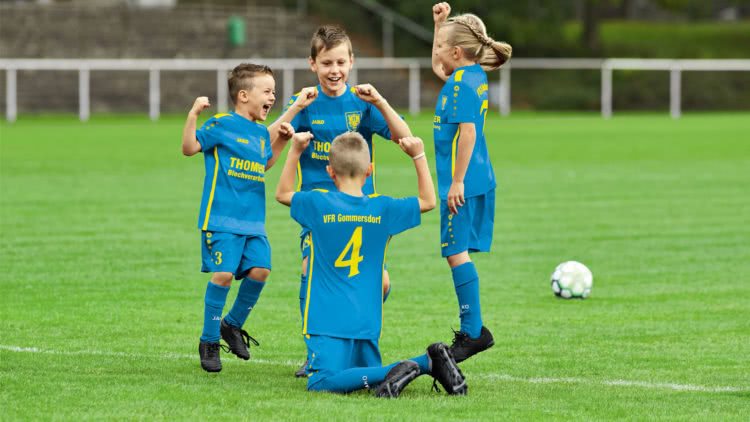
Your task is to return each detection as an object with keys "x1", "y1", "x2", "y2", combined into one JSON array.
[
  {"x1": 409, "y1": 354, "x2": 431, "y2": 375},
  {"x1": 200, "y1": 281, "x2": 230, "y2": 343},
  {"x1": 383, "y1": 284, "x2": 391, "y2": 304},
  {"x1": 224, "y1": 277, "x2": 265, "y2": 328},
  {"x1": 308, "y1": 362, "x2": 399, "y2": 393},
  {"x1": 299, "y1": 273, "x2": 308, "y2": 320},
  {"x1": 452, "y1": 262, "x2": 483, "y2": 338}
]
